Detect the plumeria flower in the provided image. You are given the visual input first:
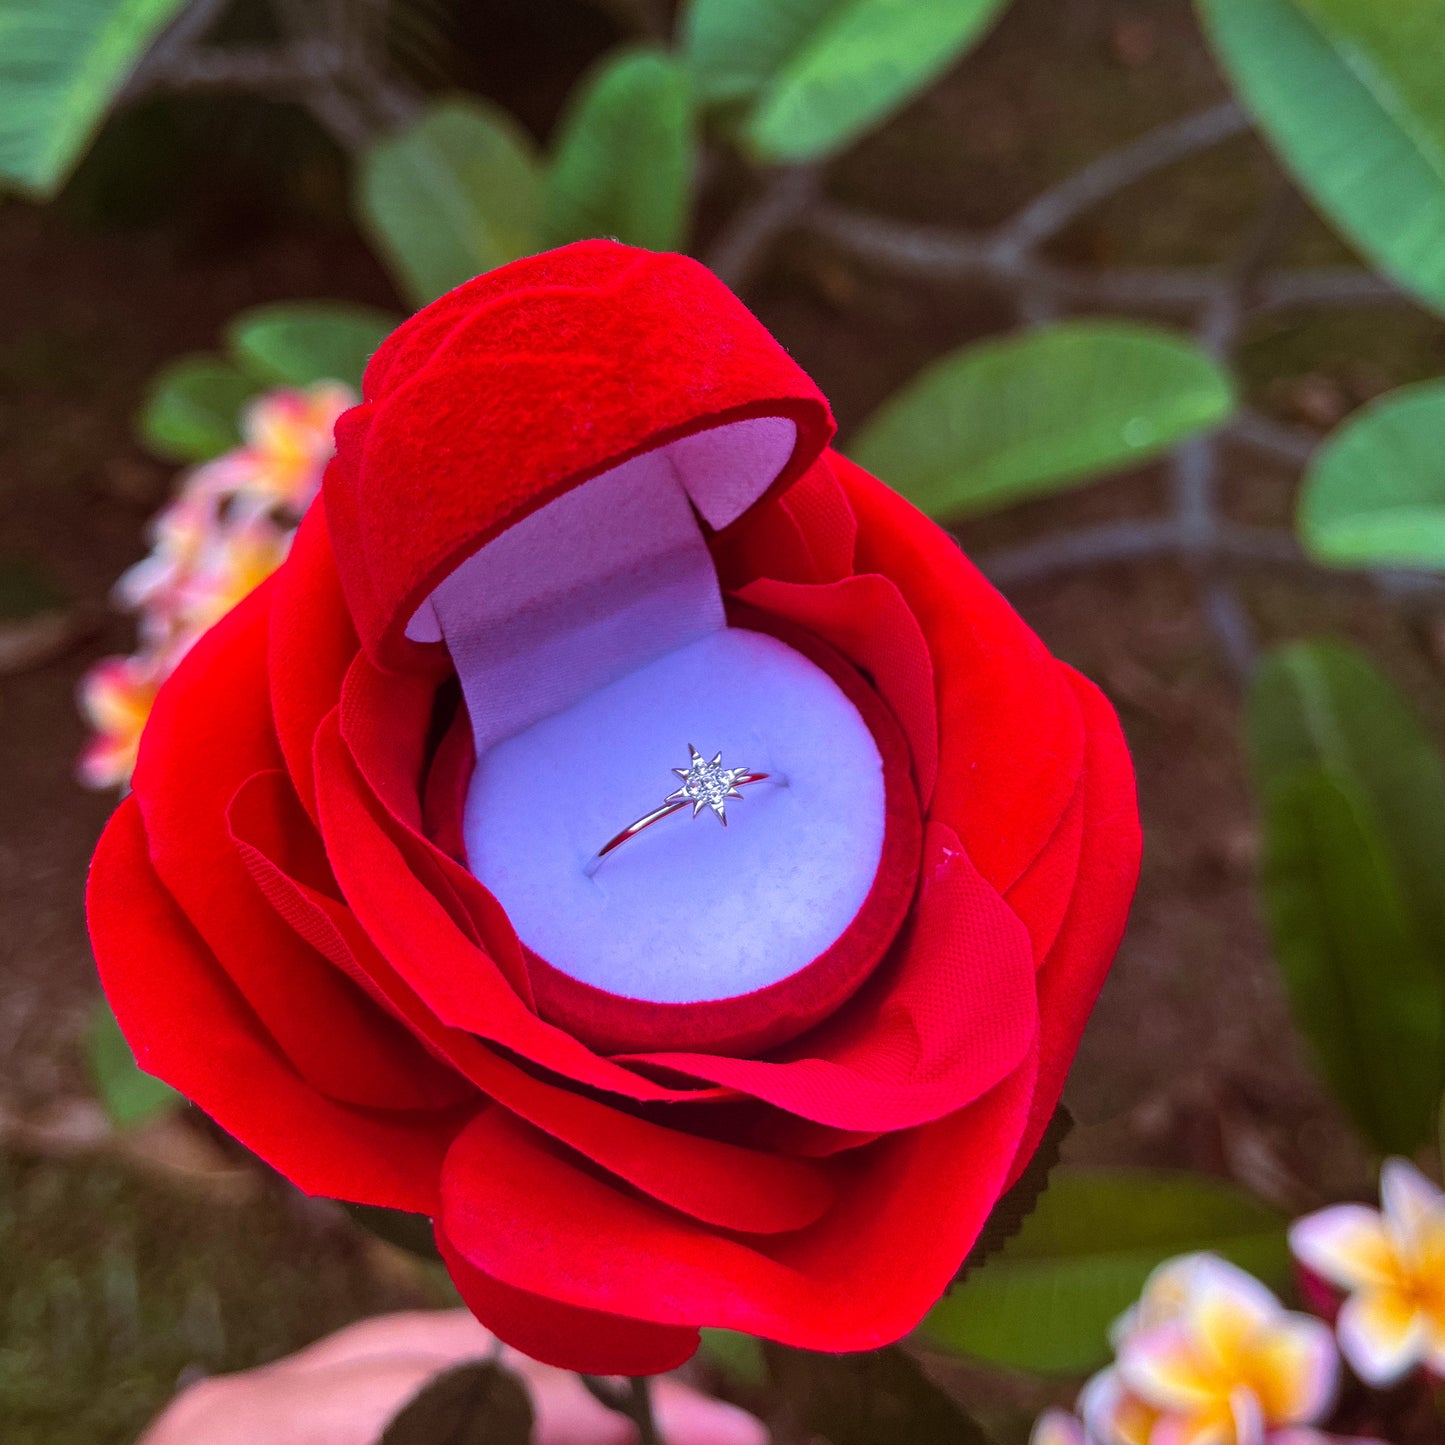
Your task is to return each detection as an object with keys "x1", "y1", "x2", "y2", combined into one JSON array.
[
  {"x1": 1065, "y1": 1254, "x2": 1337, "y2": 1445},
  {"x1": 78, "y1": 379, "x2": 353, "y2": 791},
  {"x1": 1290, "y1": 1157, "x2": 1445, "y2": 1387},
  {"x1": 168, "y1": 514, "x2": 294, "y2": 647},
  {"x1": 1030, "y1": 1408, "x2": 1089, "y2": 1445},
  {"x1": 229, "y1": 381, "x2": 353, "y2": 513},
  {"x1": 1113, "y1": 1255, "x2": 1337, "y2": 1445},
  {"x1": 78, "y1": 654, "x2": 165, "y2": 790}
]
